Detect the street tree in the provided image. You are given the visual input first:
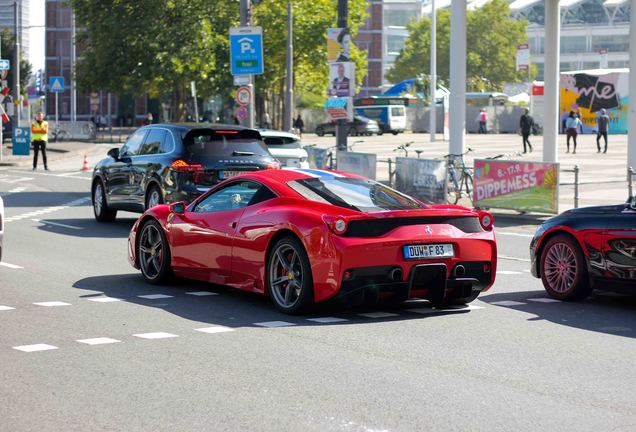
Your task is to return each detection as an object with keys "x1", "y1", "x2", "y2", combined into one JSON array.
[
  {"x1": 0, "y1": 28, "x2": 33, "y2": 98},
  {"x1": 386, "y1": 0, "x2": 531, "y2": 91}
]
